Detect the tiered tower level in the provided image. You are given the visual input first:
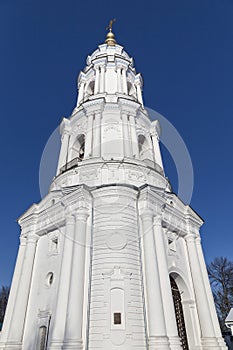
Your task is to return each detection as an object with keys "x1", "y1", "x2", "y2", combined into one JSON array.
[{"x1": 0, "y1": 29, "x2": 227, "y2": 350}]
